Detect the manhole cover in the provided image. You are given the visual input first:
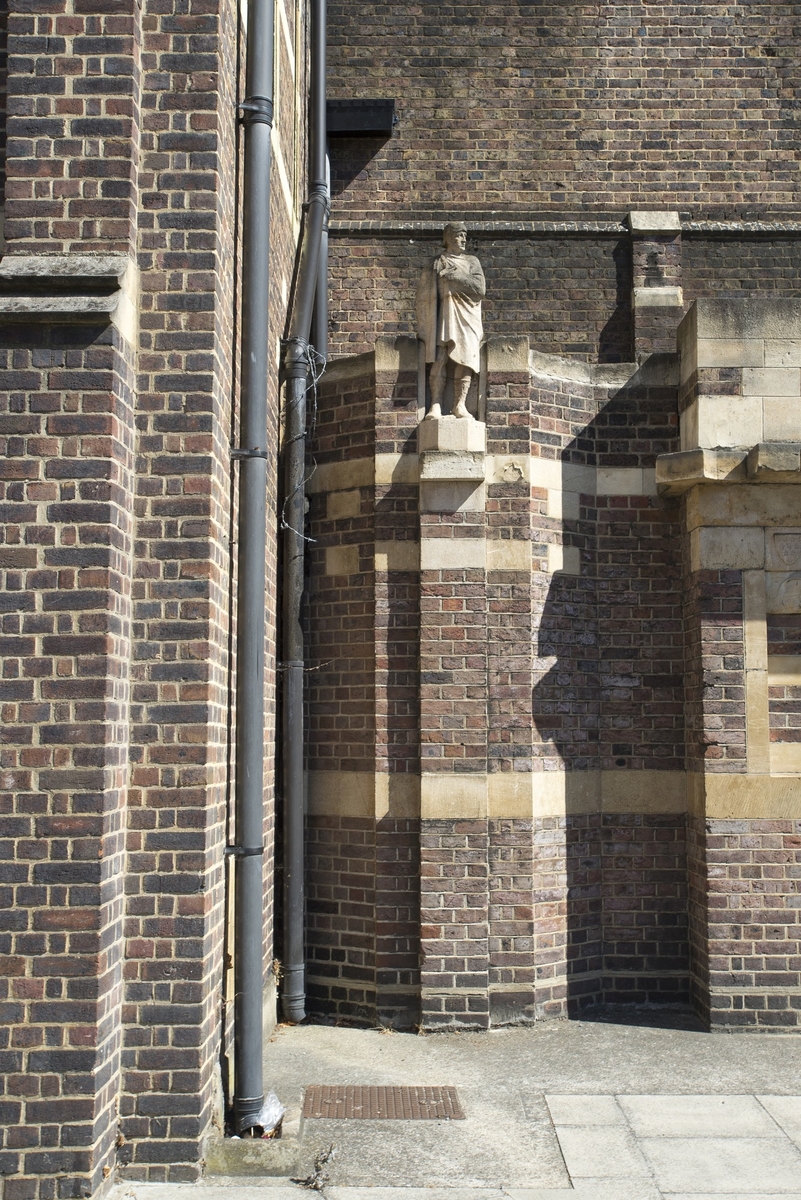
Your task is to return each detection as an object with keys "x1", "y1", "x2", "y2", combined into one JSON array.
[{"x1": 302, "y1": 1085, "x2": 465, "y2": 1120}]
